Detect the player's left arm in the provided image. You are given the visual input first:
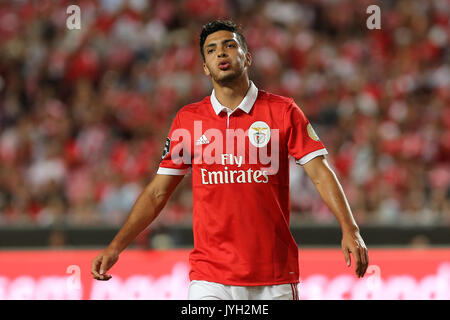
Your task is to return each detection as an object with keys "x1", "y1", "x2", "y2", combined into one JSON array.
[{"x1": 303, "y1": 155, "x2": 369, "y2": 278}]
